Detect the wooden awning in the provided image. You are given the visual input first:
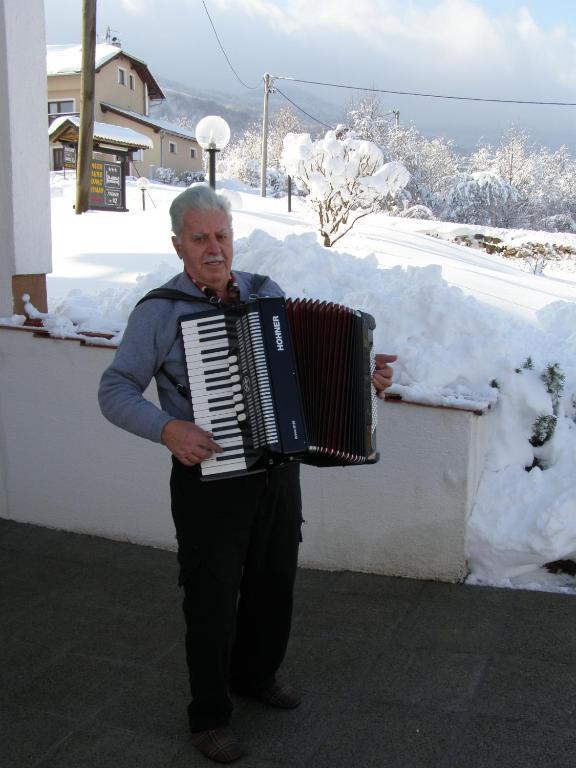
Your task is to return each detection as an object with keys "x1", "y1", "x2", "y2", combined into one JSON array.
[{"x1": 49, "y1": 116, "x2": 153, "y2": 152}]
